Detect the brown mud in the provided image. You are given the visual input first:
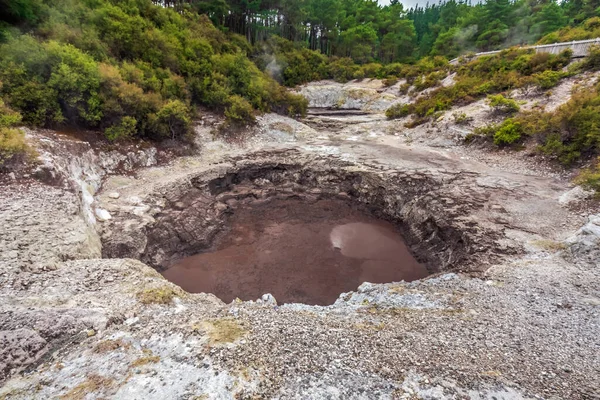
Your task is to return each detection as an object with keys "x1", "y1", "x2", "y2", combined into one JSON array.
[{"x1": 162, "y1": 199, "x2": 428, "y2": 305}]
